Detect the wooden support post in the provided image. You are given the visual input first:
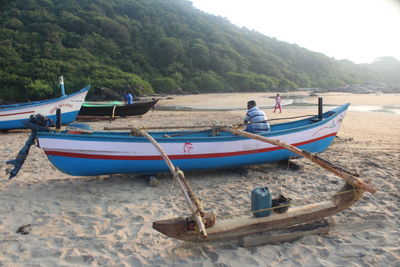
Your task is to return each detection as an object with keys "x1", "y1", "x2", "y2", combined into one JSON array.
[
  {"x1": 56, "y1": 108, "x2": 61, "y2": 132},
  {"x1": 221, "y1": 127, "x2": 376, "y2": 193},
  {"x1": 318, "y1": 97, "x2": 323, "y2": 120},
  {"x1": 211, "y1": 126, "x2": 219, "y2": 136},
  {"x1": 111, "y1": 105, "x2": 116, "y2": 120},
  {"x1": 136, "y1": 128, "x2": 208, "y2": 239}
]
